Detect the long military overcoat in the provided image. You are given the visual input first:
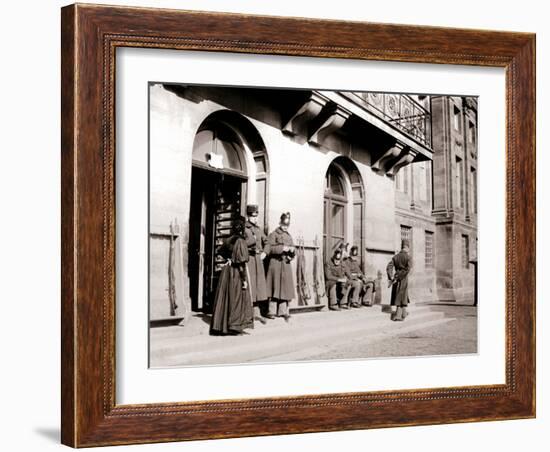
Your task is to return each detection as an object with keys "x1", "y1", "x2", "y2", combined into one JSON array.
[
  {"x1": 386, "y1": 250, "x2": 411, "y2": 307},
  {"x1": 265, "y1": 227, "x2": 296, "y2": 301},
  {"x1": 244, "y1": 221, "x2": 268, "y2": 302},
  {"x1": 210, "y1": 236, "x2": 254, "y2": 334}
]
